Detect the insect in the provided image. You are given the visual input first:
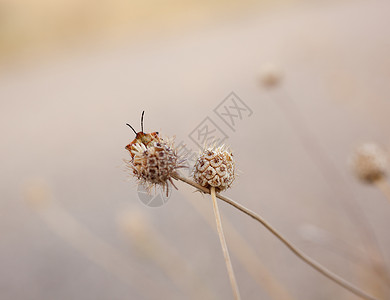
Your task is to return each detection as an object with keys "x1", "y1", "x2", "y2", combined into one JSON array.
[{"x1": 125, "y1": 111, "x2": 160, "y2": 158}]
